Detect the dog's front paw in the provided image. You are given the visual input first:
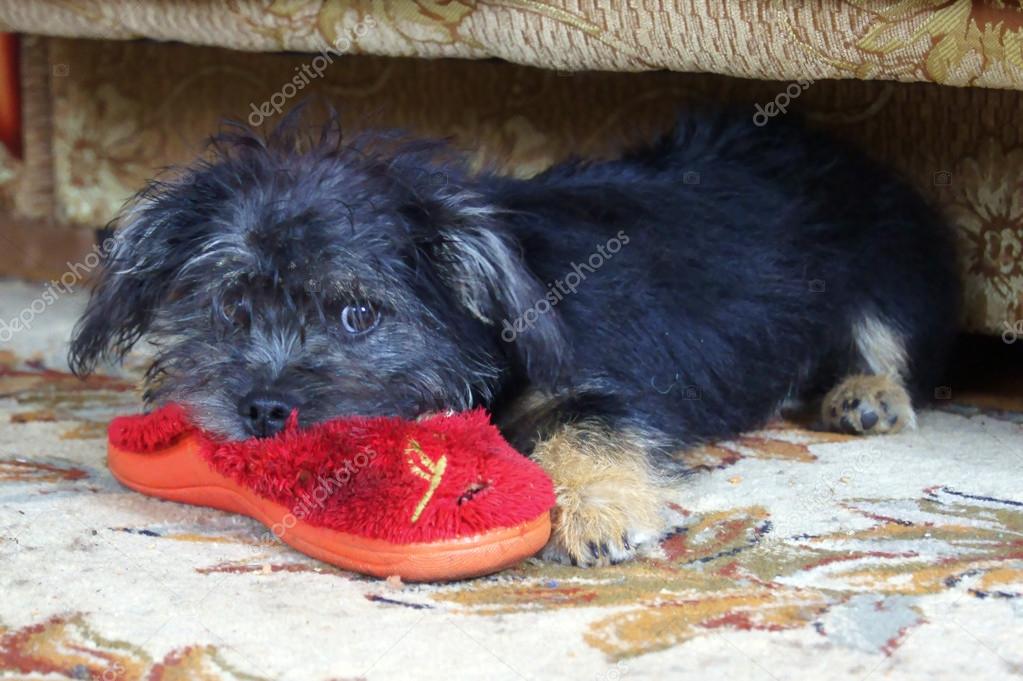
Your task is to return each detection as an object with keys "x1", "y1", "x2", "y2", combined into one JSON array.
[
  {"x1": 822, "y1": 374, "x2": 916, "y2": 435},
  {"x1": 530, "y1": 422, "x2": 669, "y2": 568}
]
